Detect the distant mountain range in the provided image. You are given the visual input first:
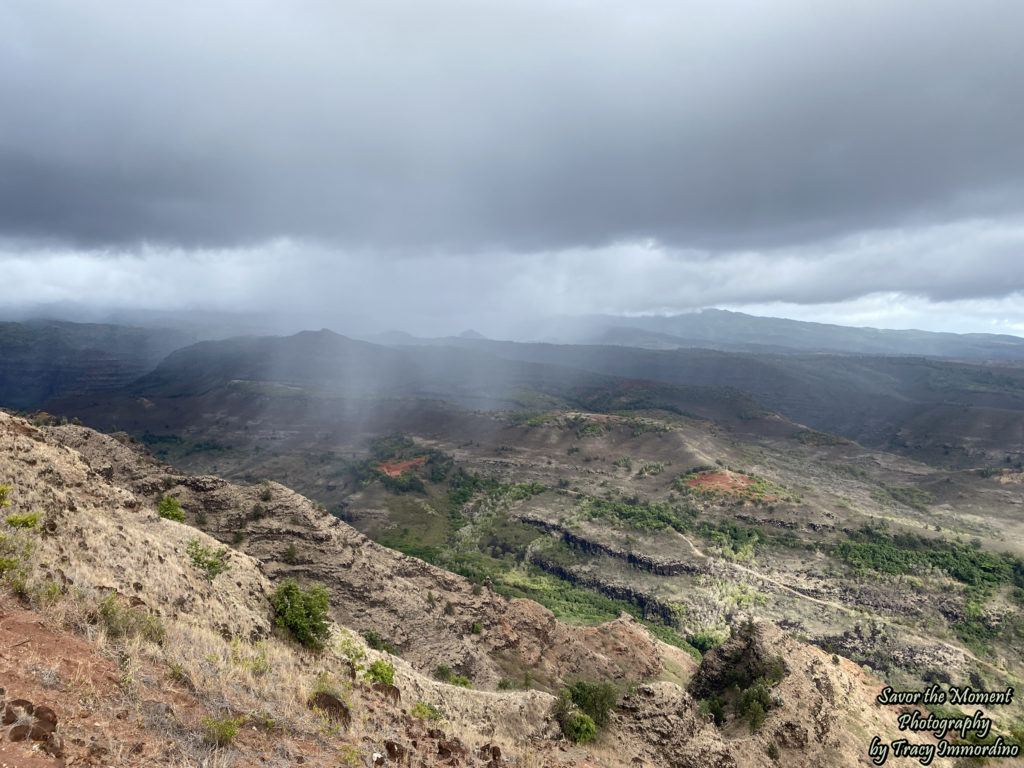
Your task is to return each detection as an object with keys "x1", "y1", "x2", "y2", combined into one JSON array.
[
  {"x1": 4, "y1": 312, "x2": 1024, "y2": 467},
  {"x1": 521, "y1": 309, "x2": 1024, "y2": 359}
]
